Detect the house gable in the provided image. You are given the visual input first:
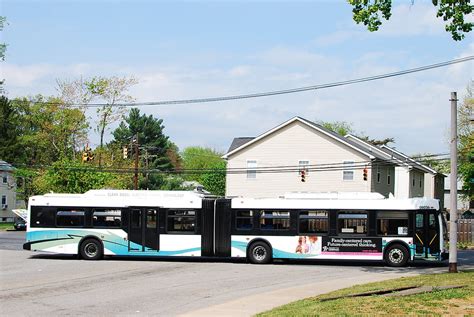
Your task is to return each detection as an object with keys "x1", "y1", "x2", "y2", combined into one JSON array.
[{"x1": 223, "y1": 117, "x2": 375, "y2": 160}]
